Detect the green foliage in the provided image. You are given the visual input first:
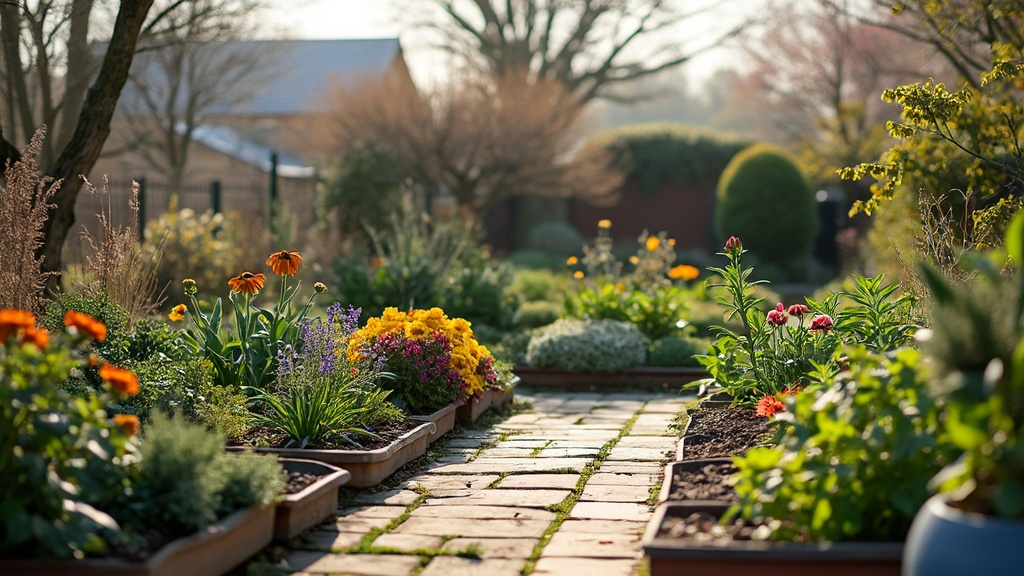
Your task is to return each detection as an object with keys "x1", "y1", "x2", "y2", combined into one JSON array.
[
  {"x1": 694, "y1": 240, "x2": 917, "y2": 405},
  {"x1": 317, "y1": 140, "x2": 405, "y2": 246},
  {"x1": 178, "y1": 267, "x2": 320, "y2": 391},
  {"x1": 438, "y1": 243, "x2": 522, "y2": 330},
  {"x1": 41, "y1": 289, "x2": 132, "y2": 364},
  {"x1": 524, "y1": 318, "x2": 647, "y2": 372},
  {"x1": 248, "y1": 381, "x2": 378, "y2": 448},
  {"x1": 589, "y1": 122, "x2": 751, "y2": 194},
  {"x1": 647, "y1": 334, "x2": 708, "y2": 367},
  {"x1": 715, "y1": 143, "x2": 819, "y2": 274},
  {"x1": 524, "y1": 221, "x2": 584, "y2": 254},
  {"x1": 130, "y1": 414, "x2": 283, "y2": 539},
  {"x1": 504, "y1": 249, "x2": 571, "y2": 270},
  {"x1": 513, "y1": 268, "x2": 571, "y2": 302},
  {"x1": 1, "y1": 322, "x2": 135, "y2": 559},
  {"x1": 731, "y1": 347, "x2": 953, "y2": 542},
  {"x1": 118, "y1": 357, "x2": 248, "y2": 437},
  {"x1": 565, "y1": 283, "x2": 687, "y2": 340},
  {"x1": 141, "y1": 206, "x2": 239, "y2": 304},
  {"x1": 517, "y1": 300, "x2": 562, "y2": 328},
  {"x1": 919, "y1": 210, "x2": 1024, "y2": 518}
]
